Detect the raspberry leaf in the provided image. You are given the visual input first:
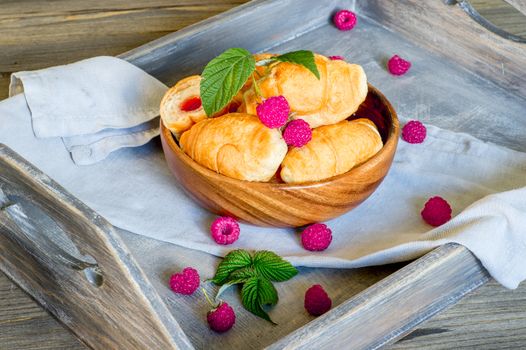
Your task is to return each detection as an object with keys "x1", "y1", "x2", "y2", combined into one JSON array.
[
  {"x1": 200, "y1": 48, "x2": 256, "y2": 116},
  {"x1": 211, "y1": 249, "x2": 252, "y2": 285},
  {"x1": 241, "y1": 277, "x2": 278, "y2": 324},
  {"x1": 215, "y1": 267, "x2": 258, "y2": 302},
  {"x1": 273, "y1": 50, "x2": 320, "y2": 79},
  {"x1": 253, "y1": 251, "x2": 298, "y2": 282}
]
